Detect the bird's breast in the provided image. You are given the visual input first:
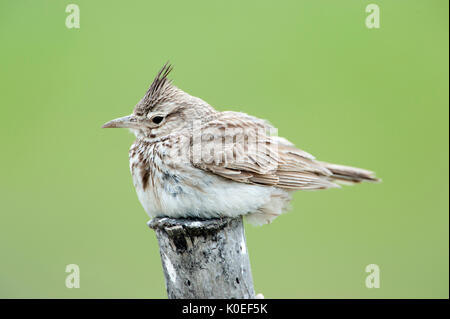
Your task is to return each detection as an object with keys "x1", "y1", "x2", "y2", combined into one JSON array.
[{"x1": 128, "y1": 139, "x2": 273, "y2": 219}]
